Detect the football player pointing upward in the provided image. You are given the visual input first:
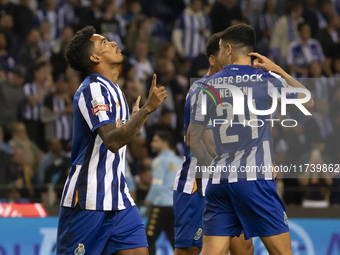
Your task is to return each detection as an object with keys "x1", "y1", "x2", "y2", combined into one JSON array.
[{"x1": 56, "y1": 26, "x2": 166, "y2": 255}]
